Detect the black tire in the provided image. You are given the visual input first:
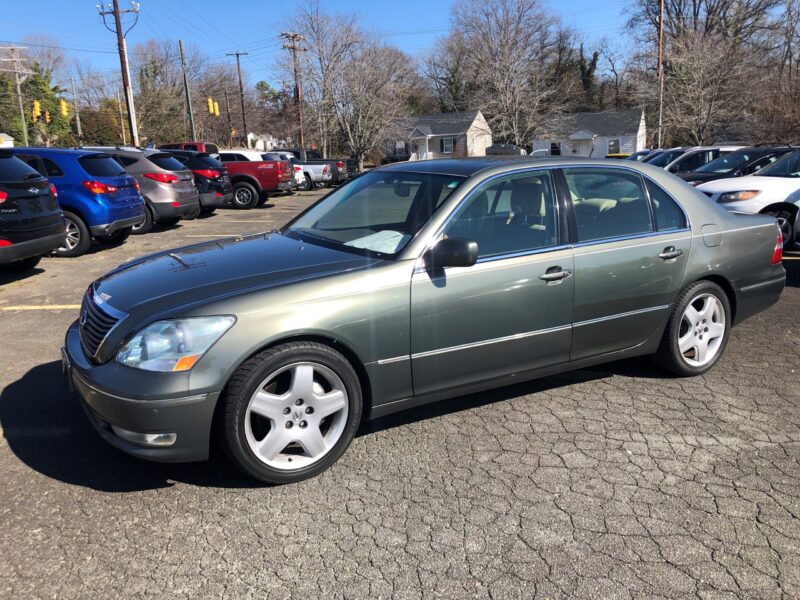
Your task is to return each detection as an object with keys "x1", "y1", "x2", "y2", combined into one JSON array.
[
  {"x1": 200, "y1": 207, "x2": 216, "y2": 216},
  {"x1": 183, "y1": 206, "x2": 201, "y2": 220},
  {"x1": 132, "y1": 207, "x2": 153, "y2": 235},
  {"x1": 218, "y1": 341, "x2": 363, "y2": 484},
  {"x1": 95, "y1": 227, "x2": 132, "y2": 245},
  {"x1": 655, "y1": 280, "x2": 731, "y2": 376},
  {"x1": 765, "y1": 209, "x2": 796, "y2": 249},
  {"x1": 232, "y1": 181, "x2": 259, "y2": 209},
  {"x1": 2, "y1": 255, "x2": 41, "y2": 273},
  {"x1": 54, "y1": 211, "x2": 91, "y2": 257},
  {"x1": 156, "y1": 217, "x2": 181, "y2": 228},
  {"x1": 298, "y1": 174, "x2": 312, "y2": 192}
]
